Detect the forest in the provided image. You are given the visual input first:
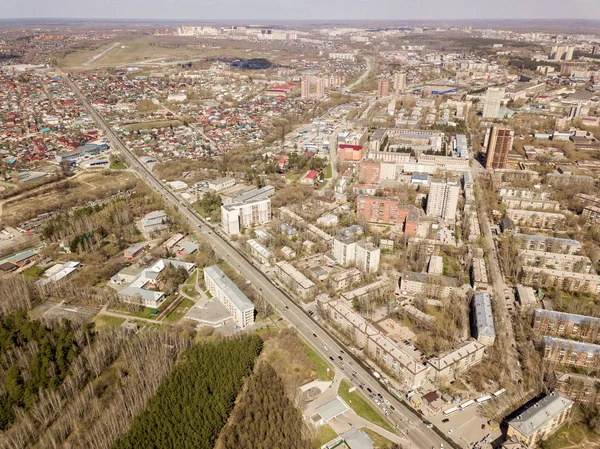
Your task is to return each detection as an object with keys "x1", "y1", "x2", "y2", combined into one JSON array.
[
  {"x1": 112, "y1": 335, "x2": 263, "y2": 449},
  {"x1": 219, "y1": 363, "x2": 310, "y2": 449}
]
